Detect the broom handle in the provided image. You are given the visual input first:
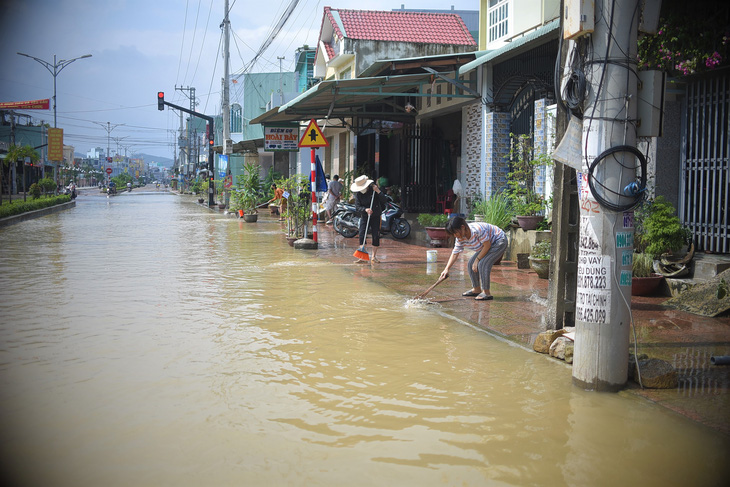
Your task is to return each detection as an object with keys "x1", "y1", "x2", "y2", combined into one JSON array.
[{"x1": 361, "y1": 190, "x2": 376, "y2": 246}]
